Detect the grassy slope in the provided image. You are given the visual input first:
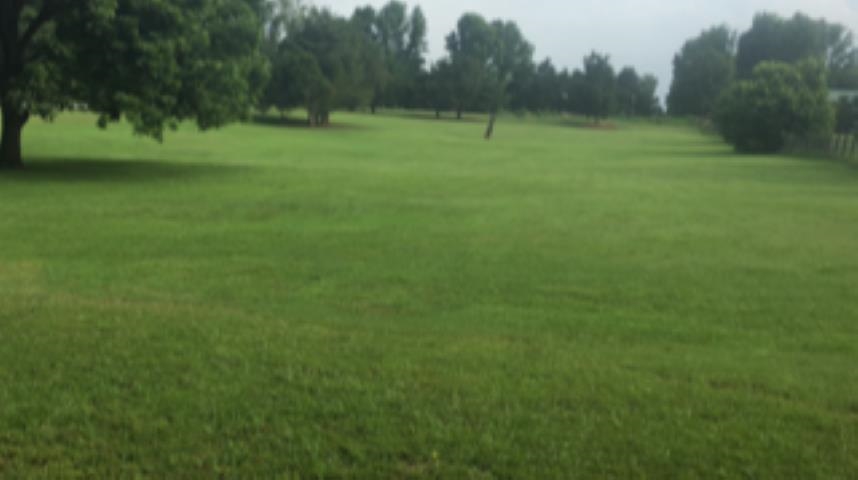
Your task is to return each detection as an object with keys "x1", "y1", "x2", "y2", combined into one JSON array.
[{"x1": 1, "y1": 112, "x2": 857, "y2": 478}]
